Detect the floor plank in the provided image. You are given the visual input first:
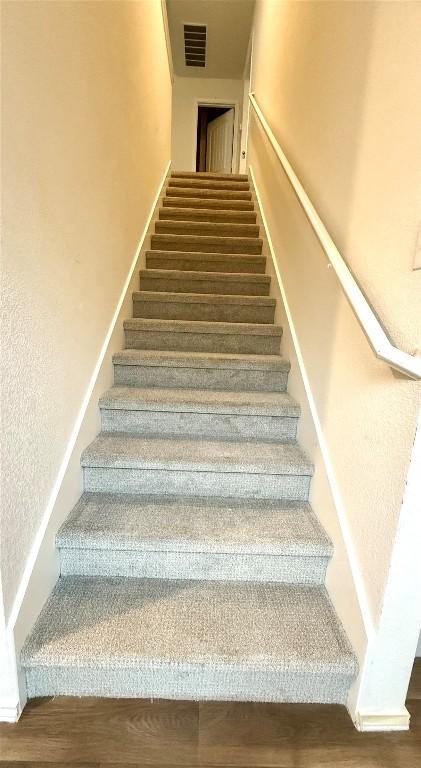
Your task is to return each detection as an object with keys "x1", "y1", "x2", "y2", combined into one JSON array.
[
  {"x1": 1, "y1": 660, "x2": 421, "y2": 767},
  {"x1": 198, "y1": 700, "x2": 421, "y2": 767},
  {"x1": 0, "y1": 698, "x2": 198, "y2": 765},
  {"x1": 408, "y1": 659, "x2": 421, "y2": 701}
]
